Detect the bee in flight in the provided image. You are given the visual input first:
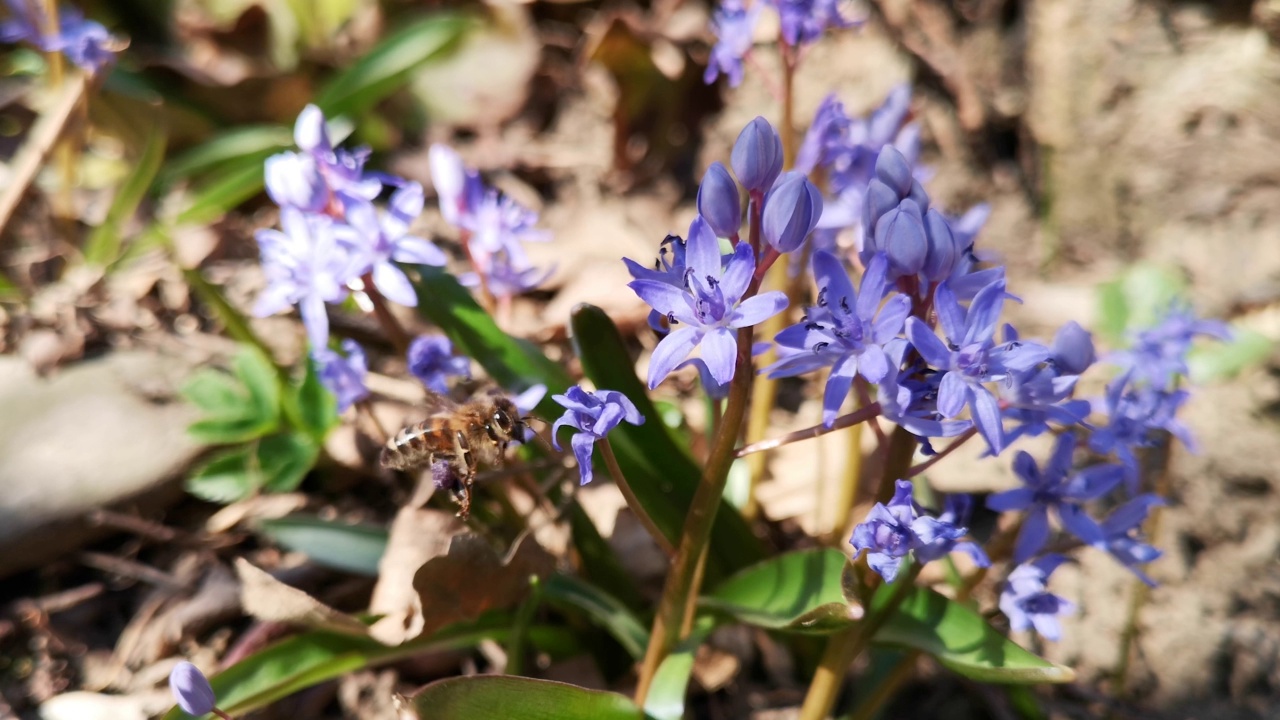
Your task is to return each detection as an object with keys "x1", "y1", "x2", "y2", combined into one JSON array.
[{"x1": 380, "y1": 391, "x2": 528, "y2": 519}]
